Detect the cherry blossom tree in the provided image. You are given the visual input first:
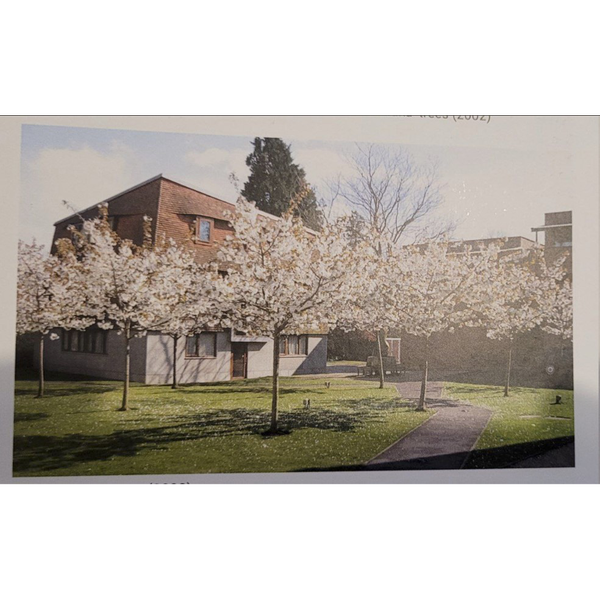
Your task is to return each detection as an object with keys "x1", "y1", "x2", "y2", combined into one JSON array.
[
  {"x1": 218, "y1": 198, "x2": 370, "y2": 434},
  {"x1": 16, "y1": 240, "x2": 93, "y2": 398},
  {"x1": 151, "y1": 258, "x2": 223, "y2": 389},
  {"x1": 332, "y1": 235, "x2": 394, "y2": 386},
  {"x1": 66, "y1": 208, "x2": 212, "y2": 410},
  {"x1": 540, "y1": 276, "x2": 573, "y2": 349},
  {"x1": 385, "y1": 241, "x2": 502, "y2": 410},
  {"x1": 483, "y1": 249, "x2": 566, "y2": 397}
]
